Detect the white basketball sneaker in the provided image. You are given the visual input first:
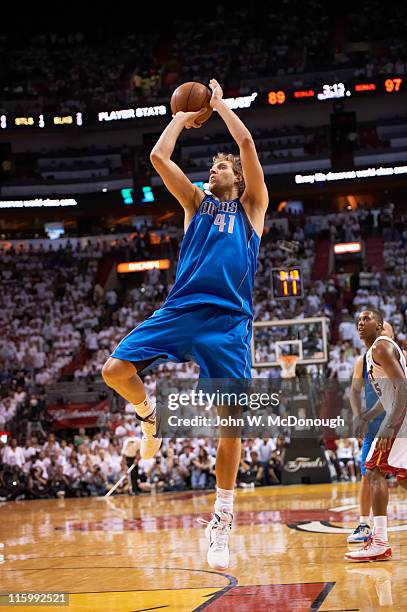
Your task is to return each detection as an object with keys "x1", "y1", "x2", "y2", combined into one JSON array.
[
  {"x1": 344, "y1": 537, "x2": 392, "y2": 562},
  {"x1": 136, "y1": 405, "x2": 162, "y2": 460},
  {"x1": 199, "y1": 510, "x2": 233, "y2": 570}
]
